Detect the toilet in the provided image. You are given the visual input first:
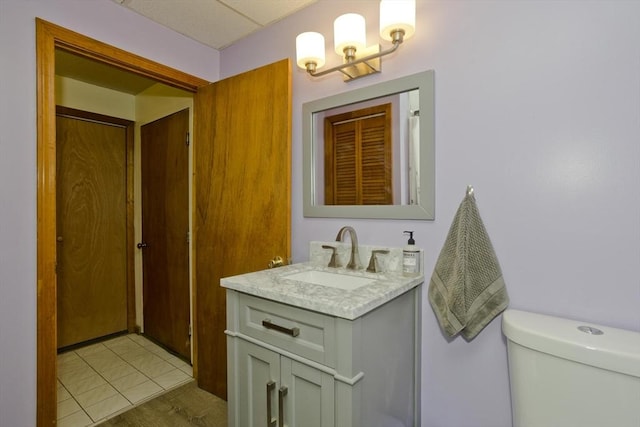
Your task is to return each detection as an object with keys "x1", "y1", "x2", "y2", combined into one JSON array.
[{"x1": 502, "y1": 309, "x2": 640, "y2": 427}]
